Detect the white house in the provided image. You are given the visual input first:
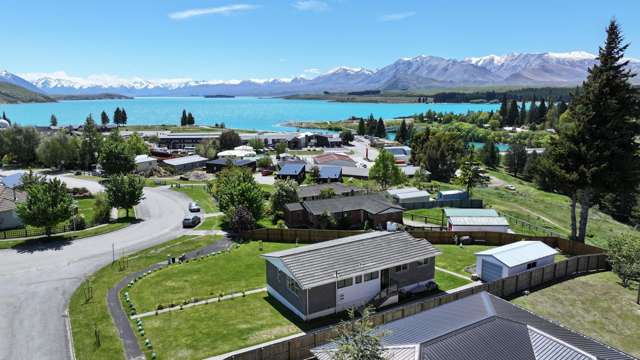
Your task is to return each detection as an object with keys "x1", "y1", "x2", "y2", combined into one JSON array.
[
  {"x1": 217, "y1": 148, "x2": 257, "y2": 159},
  {"x1": 474, "y1": 241, "x2": 558, "y2": 282},
  {"x1": 134, "y1": 155, "x2": 158, "y2": 173},
  {"x1": 0, "y1": 185, "x2": 26, "y2": 230}
]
